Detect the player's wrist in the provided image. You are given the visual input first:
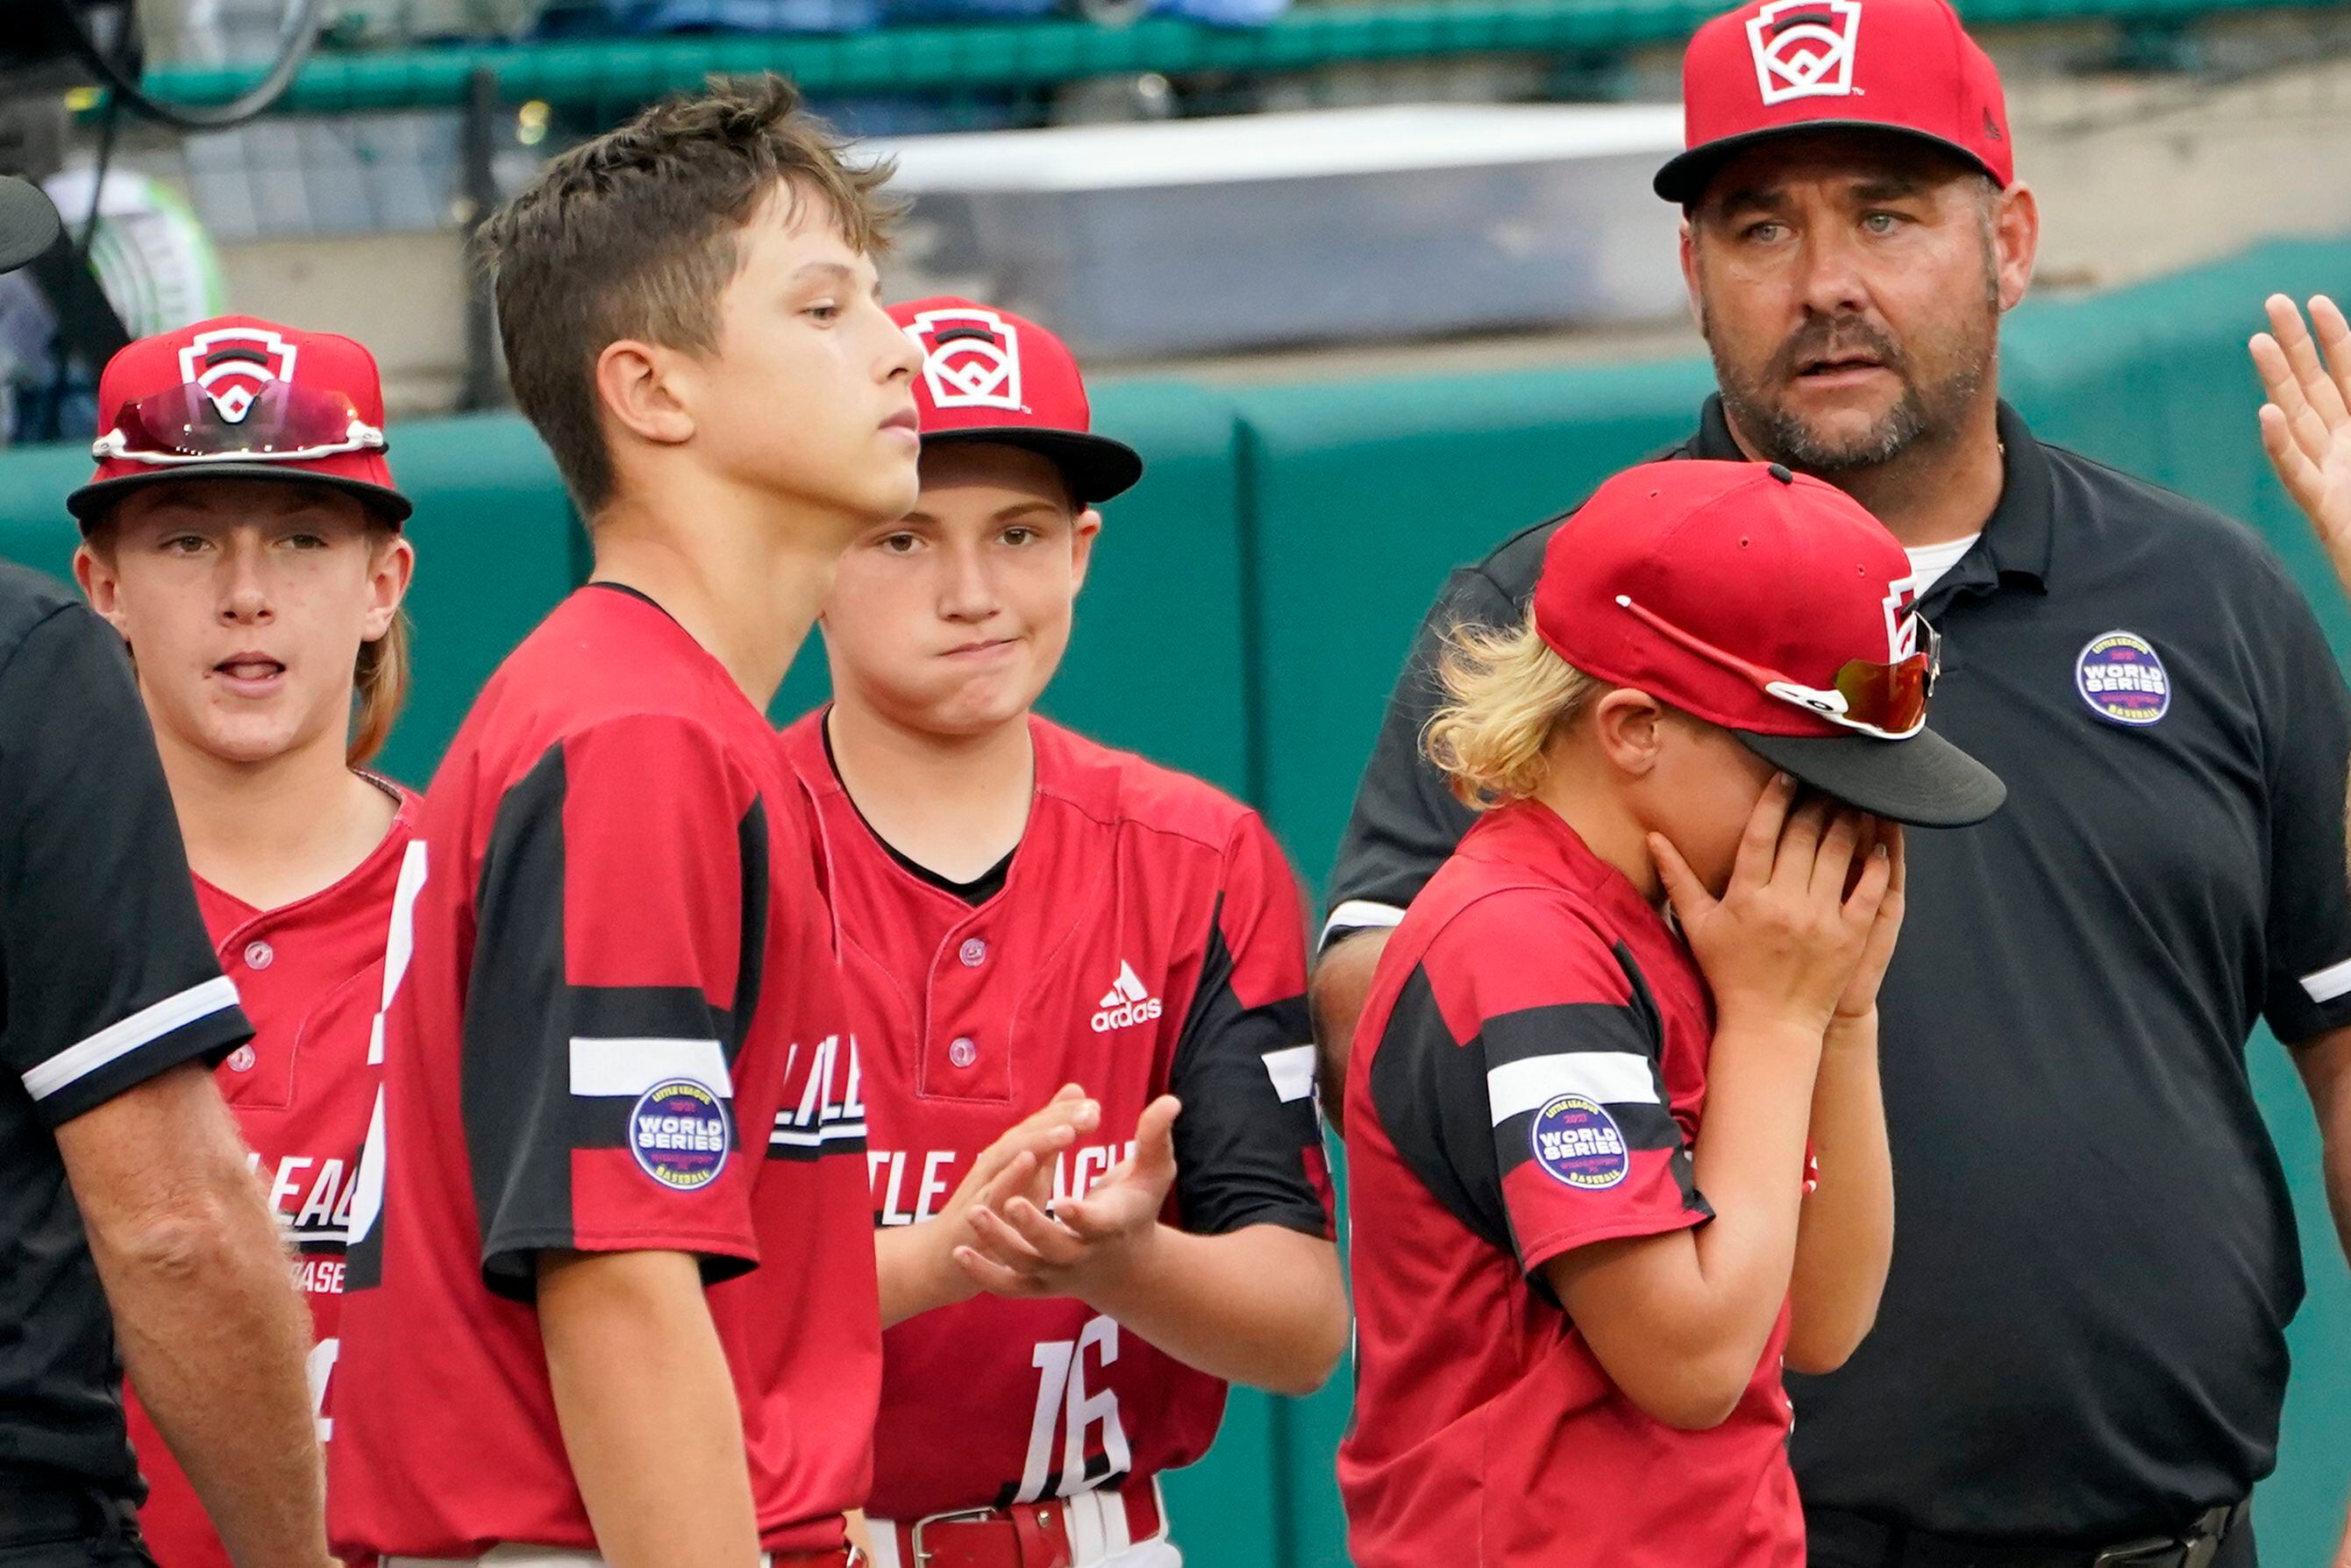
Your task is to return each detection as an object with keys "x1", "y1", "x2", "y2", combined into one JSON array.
[
  {"x1": 1075, "y1": 1217, "x2": 1167, "y2": 1311},
  {"x1": 1825, "y1": 1006, "x2": 1880, "y2": 1041},
  {"x1": 1712, "y1": 999, "x2": 1834, "y2": 1054},
  {"x1": 926, "y1": 1219, "x2": 983, "y2": 1311}
]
